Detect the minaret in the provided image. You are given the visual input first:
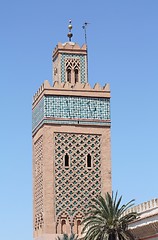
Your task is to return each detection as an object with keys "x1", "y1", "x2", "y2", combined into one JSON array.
[{"x1": 32, "y1": 21, "x2": 111, "y2": 240}]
